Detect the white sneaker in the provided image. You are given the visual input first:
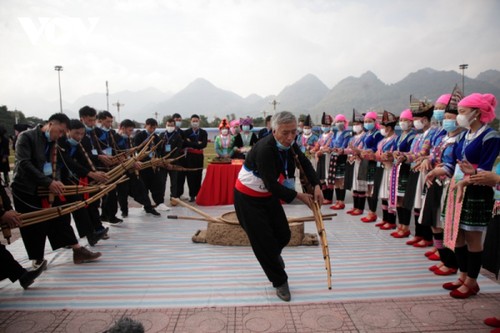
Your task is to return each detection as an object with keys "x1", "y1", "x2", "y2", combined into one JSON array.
[{"x1": 156, "y1": 203, "x2": 171, "y2": 211}]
